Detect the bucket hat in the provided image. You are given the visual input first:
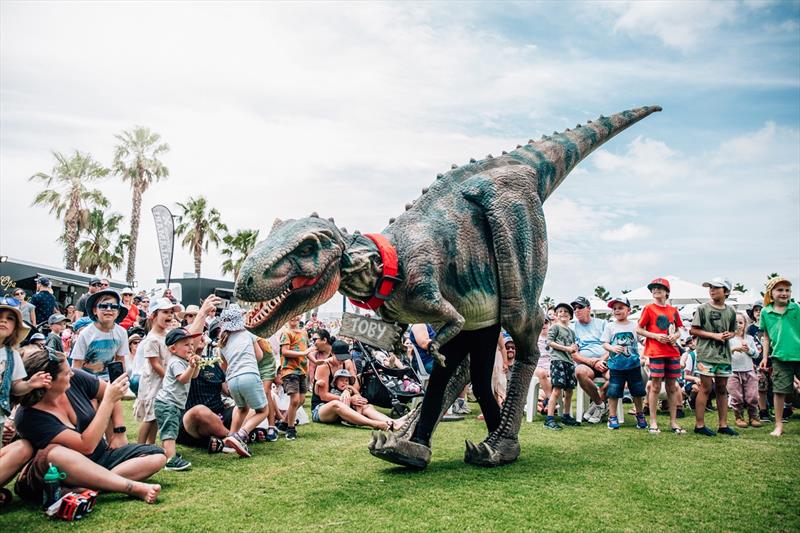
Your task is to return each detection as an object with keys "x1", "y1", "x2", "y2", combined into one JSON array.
[{"x1": 86, "y1": 289, "x2": 128, "y2": 323}]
